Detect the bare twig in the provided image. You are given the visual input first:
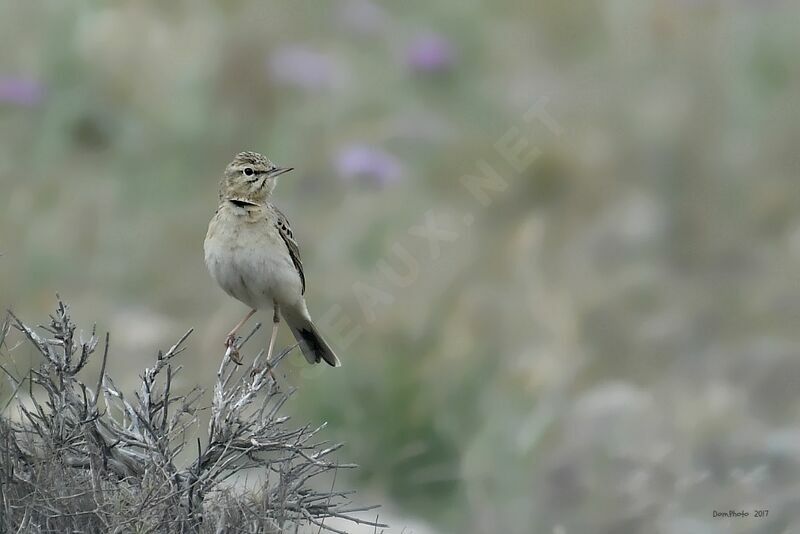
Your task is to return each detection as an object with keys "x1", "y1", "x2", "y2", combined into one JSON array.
[{"x1": 0, "y1": 298, "x2": 381, "y2": 533}]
